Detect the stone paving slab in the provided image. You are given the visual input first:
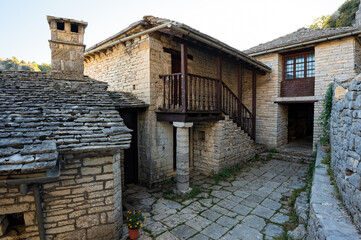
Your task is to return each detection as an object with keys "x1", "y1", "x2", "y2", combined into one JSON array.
[{"x1": 123, "y1": 160, "x2": 309, "y2": 239}]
